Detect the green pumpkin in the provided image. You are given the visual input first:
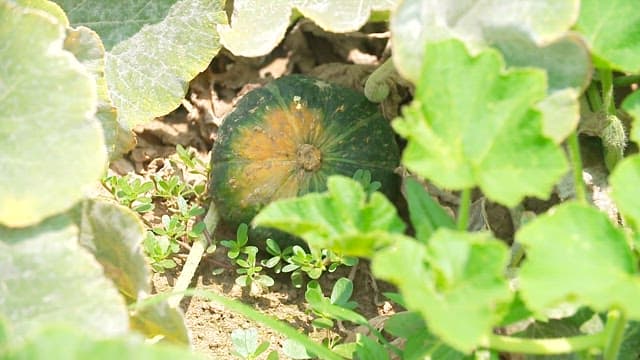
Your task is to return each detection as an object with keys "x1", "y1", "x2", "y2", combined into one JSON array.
[{"x1": 209, "y1": 75, "x2": 400, "y2": 243}]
